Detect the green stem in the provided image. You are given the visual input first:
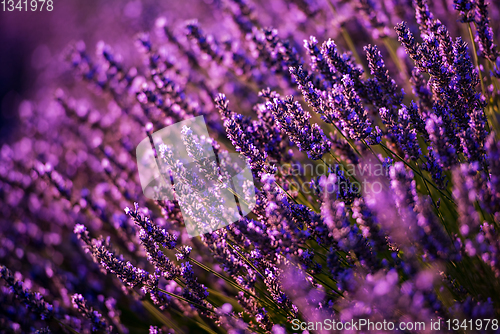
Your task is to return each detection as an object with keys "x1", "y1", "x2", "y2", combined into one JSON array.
[
  {"x1": 142, "y1": 300, "x2": 186, "y2": 334},
  {"x1": 361, "y1": 139, "x2": 382, "y2": 164},
  {"x1": 170, "y1": 308, "x2": 222, "y2": 334},
  {"x1": 382, "y1": 37, "x2": 406, "y2": 77},
  {"x1": 54, "y1": 319, "x2": 82, "y2": 334},
  {"x1": 225, "y1": 238, "x2": 266, "y2": 279},
  {"x1": 416, "y1": 163, "x2": 450, "y2": 234},
  {"x1": 188, "y1": 256, "x2": 276, "y2": 310},
  {"x1": 326, "y1": 0, "x2": 367, "y2": 73},
  {"x1": 157, "y1": 287, "x2": 216, "y2": 314},
  {"x1": 320, "y1": 156, "x2": 360, "y2": 184},
  {"x1": 379, "y1": 143, "x2": 455, "y2": 204}
]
